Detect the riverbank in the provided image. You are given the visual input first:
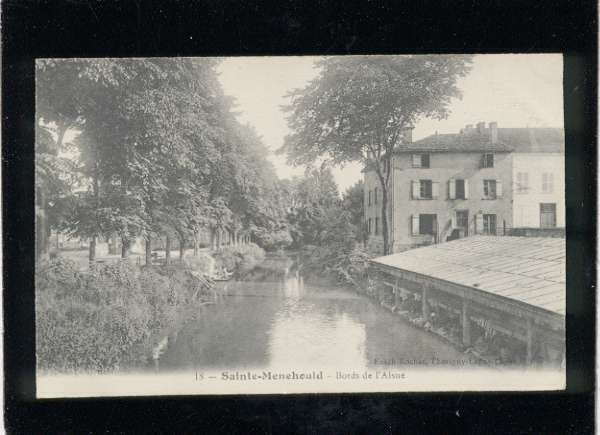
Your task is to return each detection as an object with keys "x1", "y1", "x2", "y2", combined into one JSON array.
[{"x1": 35, "y1": 255, "x2": 219, "y2": 374}]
